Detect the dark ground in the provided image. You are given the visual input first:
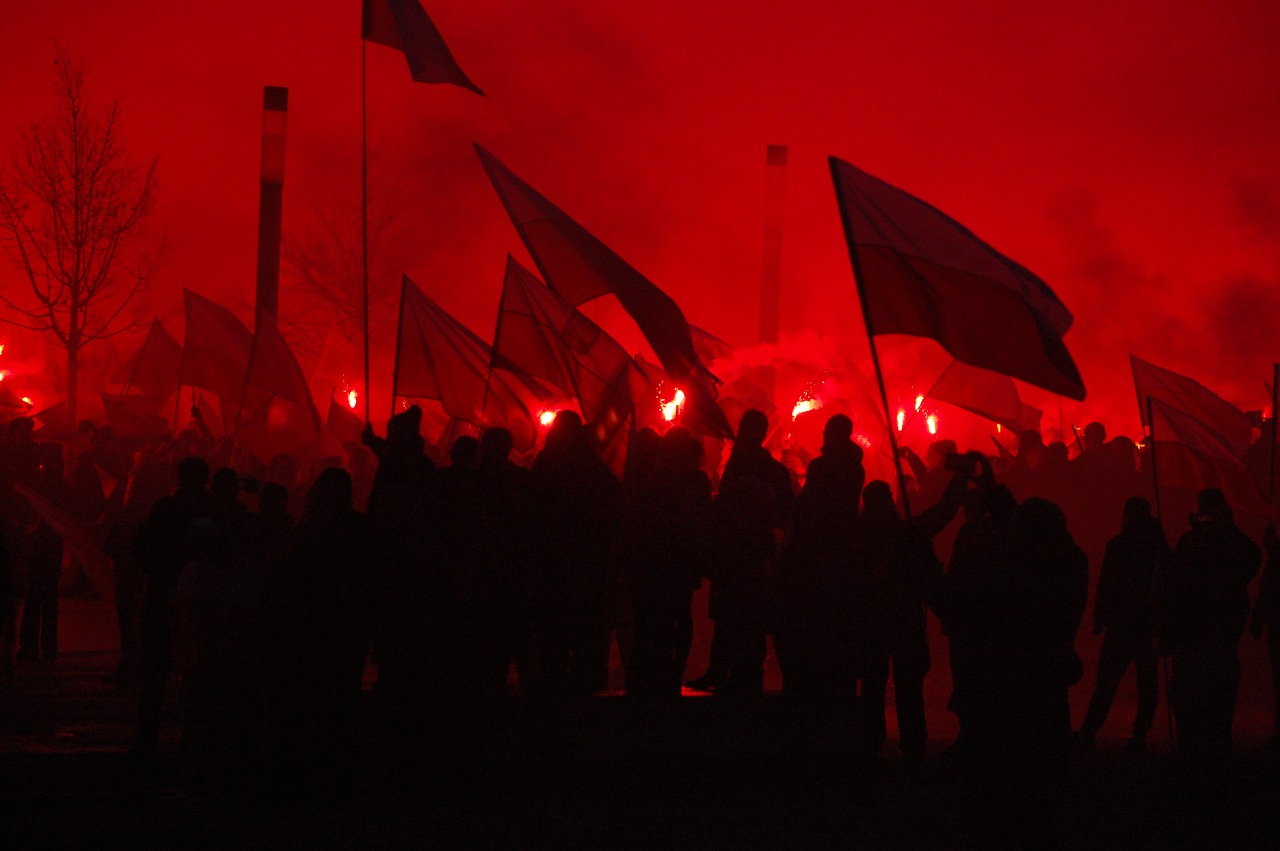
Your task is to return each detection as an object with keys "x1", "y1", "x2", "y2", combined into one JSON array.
[{"x1": 3, "y1": 598, "x2": 1279, "y2": 849}]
